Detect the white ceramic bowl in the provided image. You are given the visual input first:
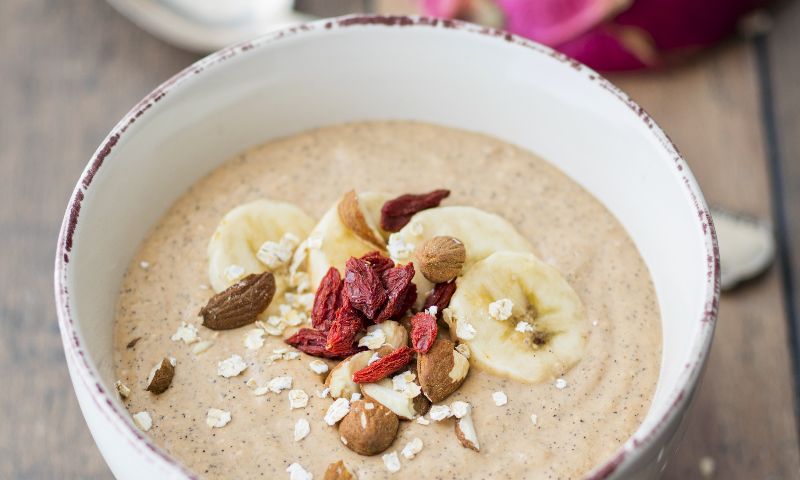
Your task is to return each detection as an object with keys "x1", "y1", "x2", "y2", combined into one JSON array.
[{"x1": 55, "y1": 15, "x2": 718, "y2": 480}]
